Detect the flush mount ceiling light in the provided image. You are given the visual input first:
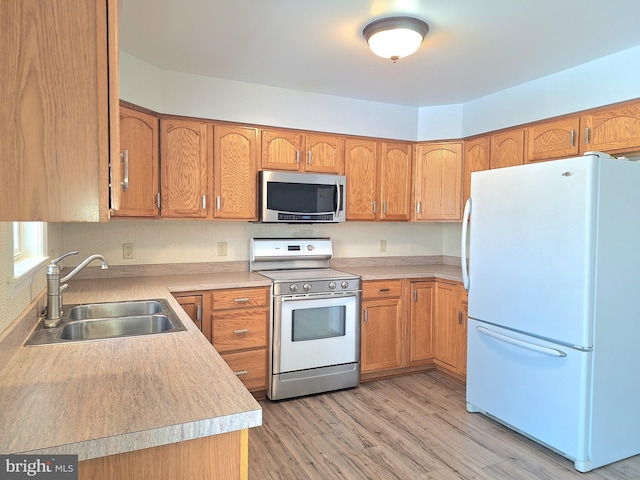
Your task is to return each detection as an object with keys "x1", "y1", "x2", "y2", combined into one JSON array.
[{"x1": 362, "y1": 16, "x2": 429, "y2": 62}]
